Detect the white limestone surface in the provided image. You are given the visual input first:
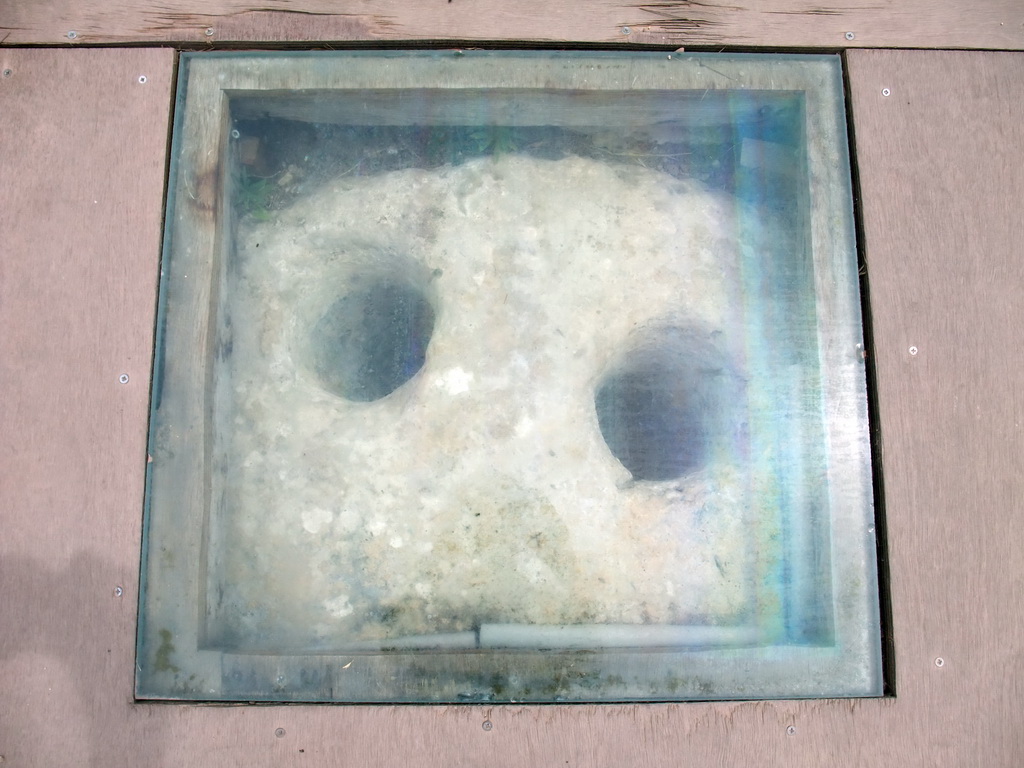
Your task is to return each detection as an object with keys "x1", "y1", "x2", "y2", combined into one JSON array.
[{"x1": 211, "y1": 154, "x2": 765, "y2": 651}]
